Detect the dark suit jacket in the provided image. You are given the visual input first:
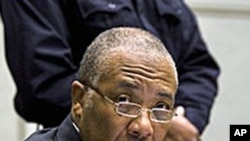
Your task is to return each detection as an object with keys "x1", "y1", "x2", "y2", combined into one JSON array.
[{"x1": 25, "y1": 115, "x2": 81, "y2": 141}]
